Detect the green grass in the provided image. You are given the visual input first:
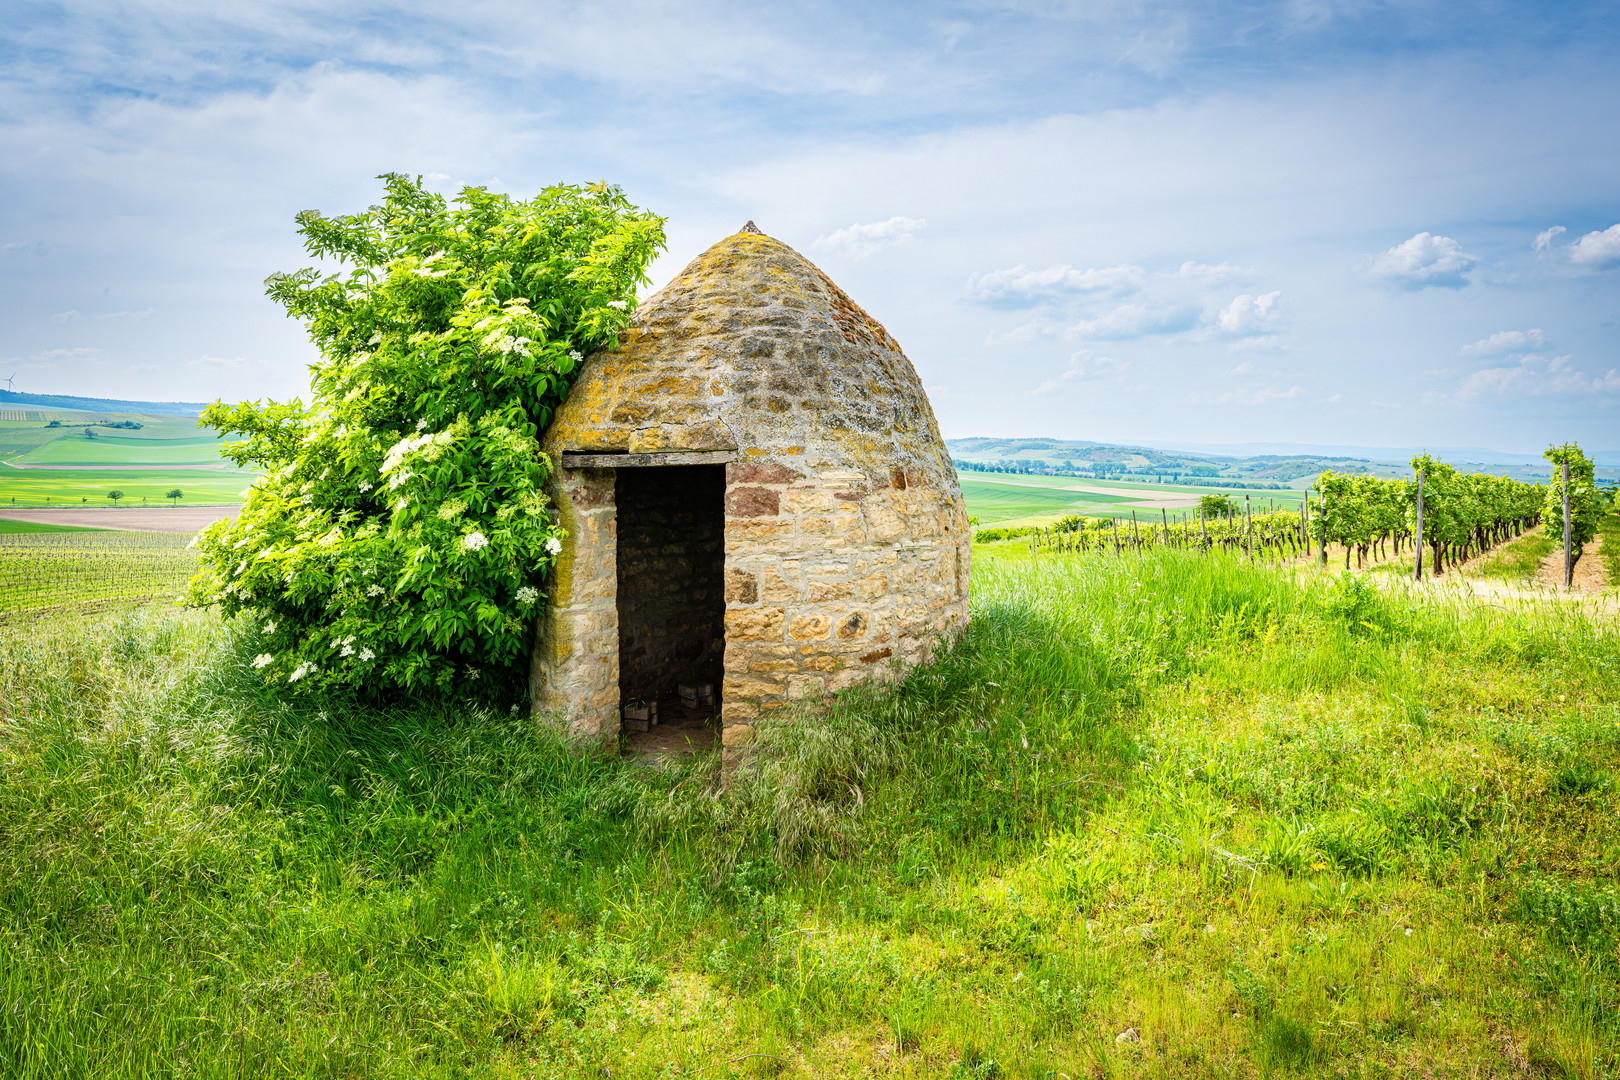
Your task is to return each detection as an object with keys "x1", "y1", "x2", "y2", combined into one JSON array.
[
  {"x1": 0, "y1": 518, "x2": 105, "y2": 534},
  {"x1": 14, "y1": 431, "x2": 227, "y2": 467},
  {"x1": 0, "y1": 532, "x2": 200, "y2": 612},
  {"x1": 1470, "y1": 525, "x2": 1558, "y2": 583},
  {"x1": 1, "y1": 552, "x2": 1617, "y2": 1077},
  {"x1": 0, "y1": 466, "x2": 253, "y2": 506},
  {"x1": 1599, "y1": 511, "x2": 1620, "y2": 586}
]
